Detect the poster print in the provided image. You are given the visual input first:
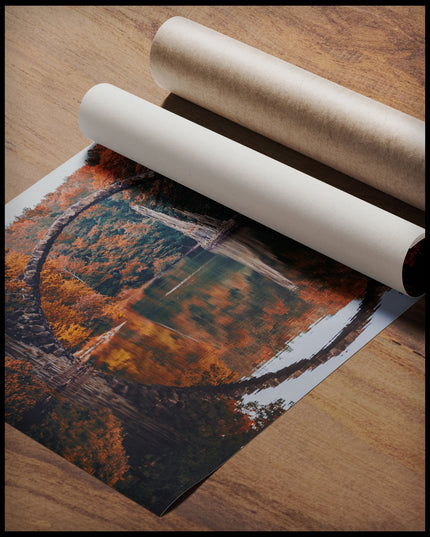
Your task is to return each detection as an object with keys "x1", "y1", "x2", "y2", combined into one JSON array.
[{"x1": 5, "y1": 145, "x2": 416, "y2": 515}]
